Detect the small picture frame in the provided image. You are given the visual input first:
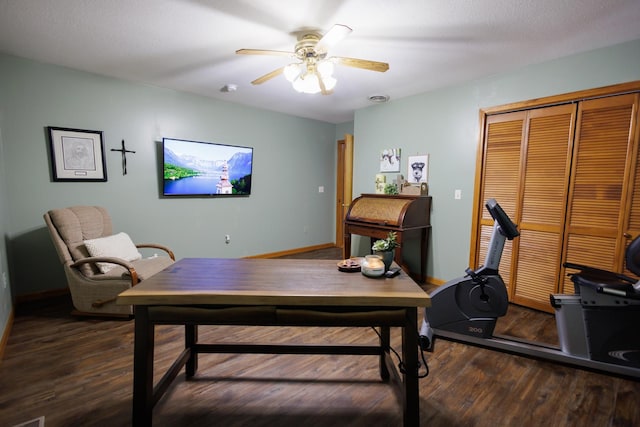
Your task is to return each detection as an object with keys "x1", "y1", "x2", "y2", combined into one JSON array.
[
  {"x1": 407, "y1": 154, "x2": 429, "y2": 184},
  {"x1": 380, "y1": 148, "x2": 401, "y2": 172},
  {"x1": 48, "y1": 126, "x2": 107, "y2": 182},
  {"x1": 375, "y1": 174, "x2": 386, "y2": 194}
]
